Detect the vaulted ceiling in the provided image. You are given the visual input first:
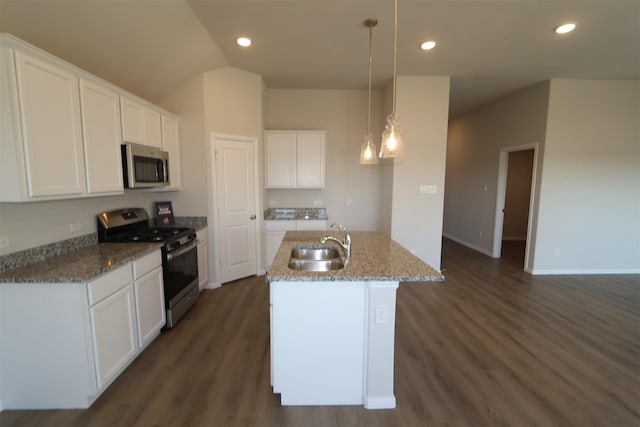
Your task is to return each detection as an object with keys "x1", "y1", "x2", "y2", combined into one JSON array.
[{"x1": 1, "y1": 0, "x2": 638, "y2": 117}]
